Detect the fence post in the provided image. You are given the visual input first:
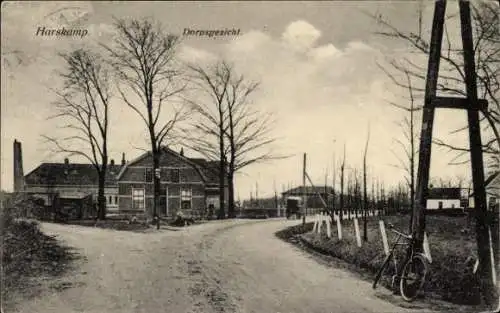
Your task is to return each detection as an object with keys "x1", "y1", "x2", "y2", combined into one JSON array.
[
  {"x1": 317, "y1": 212, "x2": 323, "y2": 234},
  {"x1": 313, "y1": 214, "x2": 318, "y2": 232},
  {"x1": 423, "y1": 232, "x2": 432, "y2": 263},
  {"x1": 326, "y1": 215, "x2": 332, "y2": 238},
  {"x1": 379, "y1": 220, "x2": 389, "y2": 256},
  {"x1": 354, "y1": 218, "x2": 362, "y2": 247},
  {"x1": 336, "y1": 215, "x2": 343, "y2": 240}
]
